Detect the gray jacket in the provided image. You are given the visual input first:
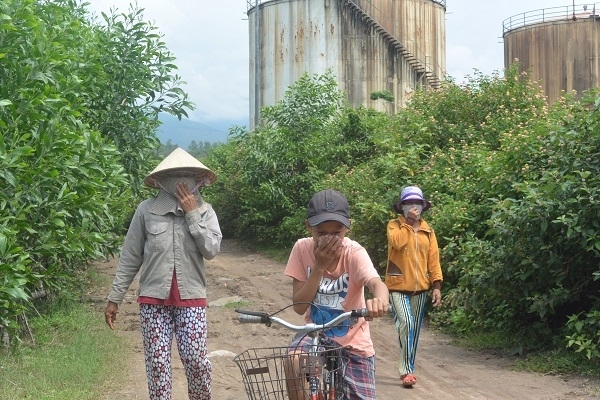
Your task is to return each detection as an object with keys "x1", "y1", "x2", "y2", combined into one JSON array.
[{"x1": 107, "y1": 198, "x2": 222, "y2": 304}]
